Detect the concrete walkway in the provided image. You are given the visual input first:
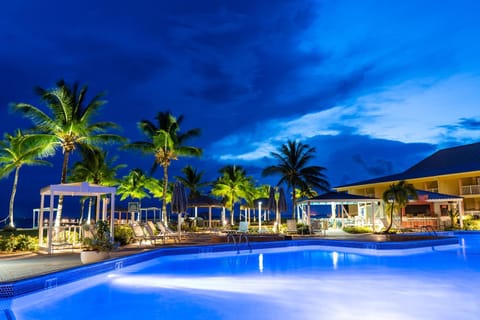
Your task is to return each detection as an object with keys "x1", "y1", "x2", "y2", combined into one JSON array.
[{"x1": 0, "y1": 246, "x2": 153, "y2": 282}]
